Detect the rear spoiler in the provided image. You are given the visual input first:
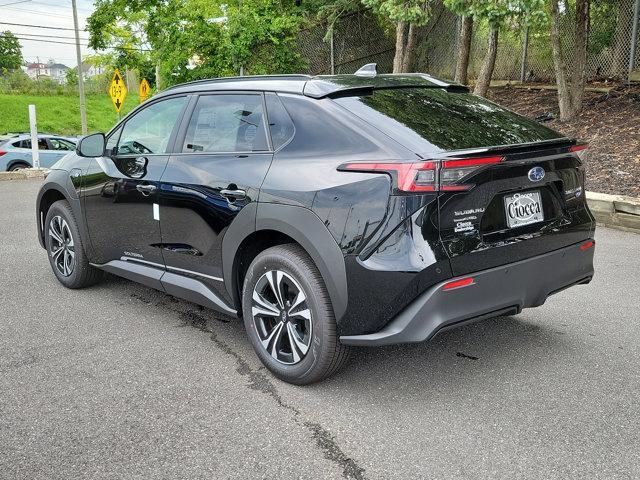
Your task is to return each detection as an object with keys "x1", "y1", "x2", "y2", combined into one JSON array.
[
  {"x1": 304, "y1": 79, "x2": 469, "y2": 99},
  {"x1": 431, "y1": 138, "x2": 582, "y2": 161}
]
